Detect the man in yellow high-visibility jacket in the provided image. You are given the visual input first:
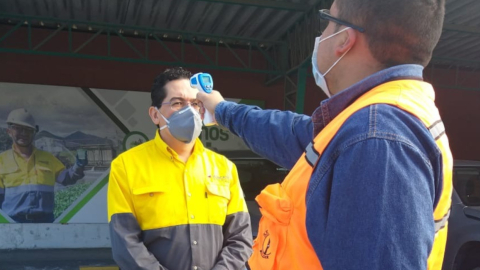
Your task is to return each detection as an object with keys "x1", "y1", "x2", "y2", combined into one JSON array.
[
  {"x1": 107, "y1": 67, "x2": 252, "y2": 270},
  {"x1": 0, "y1": 108, "x2": 87, "y2": 223}
]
